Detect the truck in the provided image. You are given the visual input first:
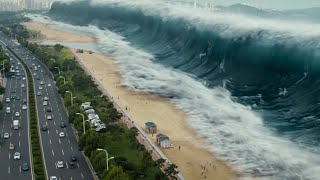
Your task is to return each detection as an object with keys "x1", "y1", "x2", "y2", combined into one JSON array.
[{"x1": 13, "y1": 120, "x2": 19, "y2": 130}]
